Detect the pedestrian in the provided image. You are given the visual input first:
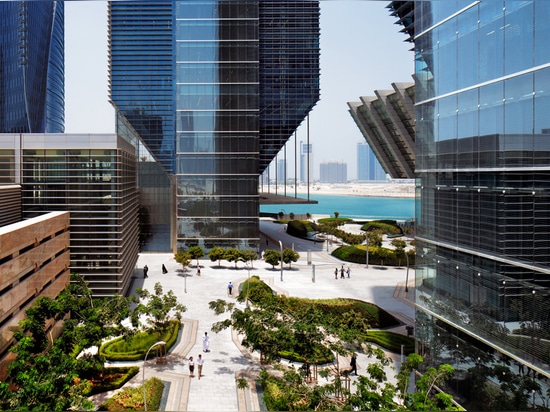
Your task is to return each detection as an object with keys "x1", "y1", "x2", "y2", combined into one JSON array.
[
  {"x1": 162, "y1": 264, "x2": 168, "y2": 274},
  {"x1": 350, "y1": 355, "x2": 358, "y2": 376},
  {"x1": 196, "y1": 266, "x2": 201, "y2": 276},
  {"x1": 334, "y1": 268, "x2": 338, "y2": 279},
  {"x1": 340, "y1": 266, "x2": 345, "y2": 279},
  {"x1": 197, "y1": 354, "x2": 204, "y2": 379},
  {"x1": 188, "y1": 356, "x2": 195, "y2": 377},
  {"x1": 346, "y1": 266, "x2": 351, "y2": 278},
  {"x1": 143, "y1": 265, "x2": 149, "y2": 278},
  {"x1": 228, "y1": 282, "x2": 233, "y2": 296},
  {"x1": 202, "y1": 332, "x2": 210, "y2": 352}
]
